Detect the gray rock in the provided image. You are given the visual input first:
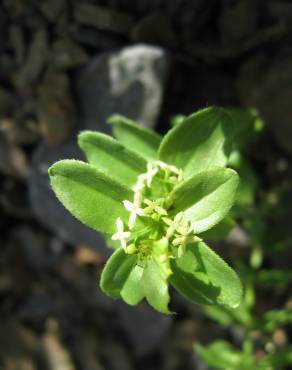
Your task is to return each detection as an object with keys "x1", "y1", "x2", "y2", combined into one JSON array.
[
  {"x1": 29, "y1": 141, "x2": 110, "y2": 255},
  {"x1": 30, "y1": 45, "x2": 169, "y2": 253},
  {"x1": 75, "y1": 44, "x2": 170, "y2": 131},
  {"x1": 116, "y1": 301, "x2": 171, "y2": 356}
]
